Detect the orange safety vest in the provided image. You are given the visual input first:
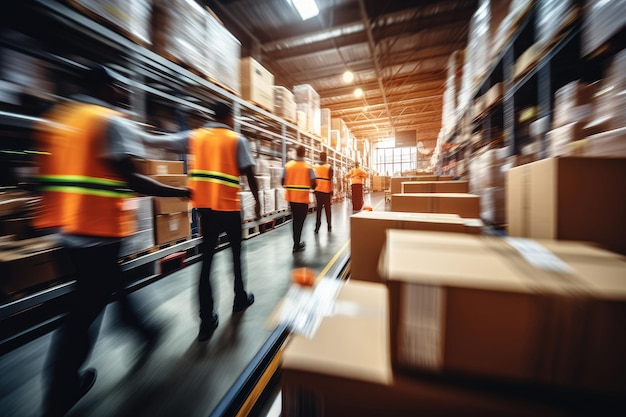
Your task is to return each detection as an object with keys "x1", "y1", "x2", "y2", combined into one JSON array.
[
  {"x1": 37, "y1": 102, "x2": 136, "y2": 237},
  {"x1": 314, "y1": 163, "x2": 332, "y2": 193},
  {"x1": 188, "y1": 127, "x2": 241, "y2": 211},
  {"x1": 348, "y1": 167, "x2": 368, "y2": 185},
  {"x1": 284, "y1": 160, "x2": 312, "y2": 204},
  {"x1": 33, "y1": 105, "x2": 69, "y2": 230}
]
